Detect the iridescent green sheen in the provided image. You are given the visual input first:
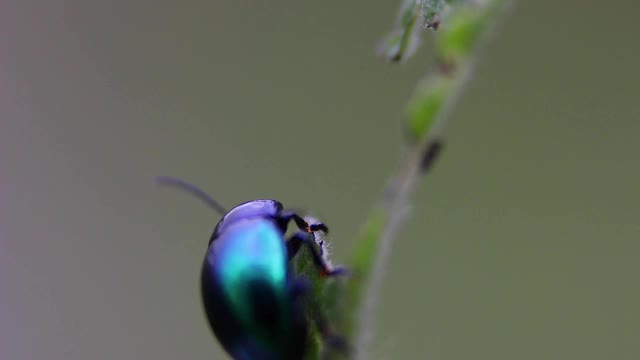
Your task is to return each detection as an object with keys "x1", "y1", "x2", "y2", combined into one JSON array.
[{"x1": 210, "y1": 218, "x2": 288, "y2": 328}]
